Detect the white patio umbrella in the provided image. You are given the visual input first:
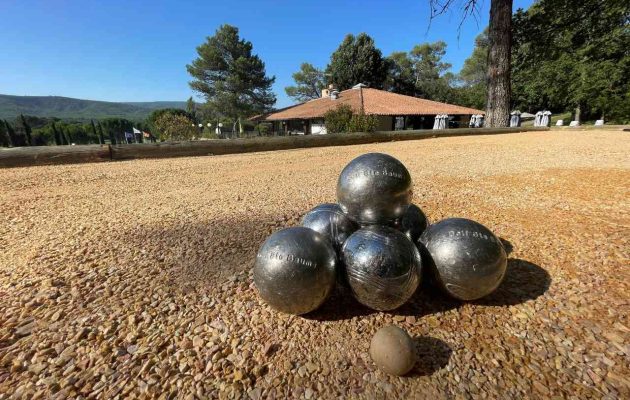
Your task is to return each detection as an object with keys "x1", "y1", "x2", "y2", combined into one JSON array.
[
  {"x1": 510, "y1": 111, "x2": 522, "y2": 127},
  {"x1": 433, "y1": 115, "x2": 448, "y2": 130},
  {"x1": 540, "y1": 111, "x2": 552, "y2": 127},
  {"x1": 534, "y1": 111, "x2": 543, "y2": 127},
  {"x1": 474, "y1": 114, "x2": 484, "y2": 128},
  {"x1": 470, "y1": 114, "x2": 481, "y2": 128},
  {"x1": 433, "y1": 115, "x2": 440, "y2": 130}
]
